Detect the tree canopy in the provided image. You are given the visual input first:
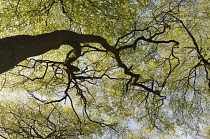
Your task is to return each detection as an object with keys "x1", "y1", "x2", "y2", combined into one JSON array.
[{"x1": 0, "y1": 0, "x2": 210, "y2": 138}]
